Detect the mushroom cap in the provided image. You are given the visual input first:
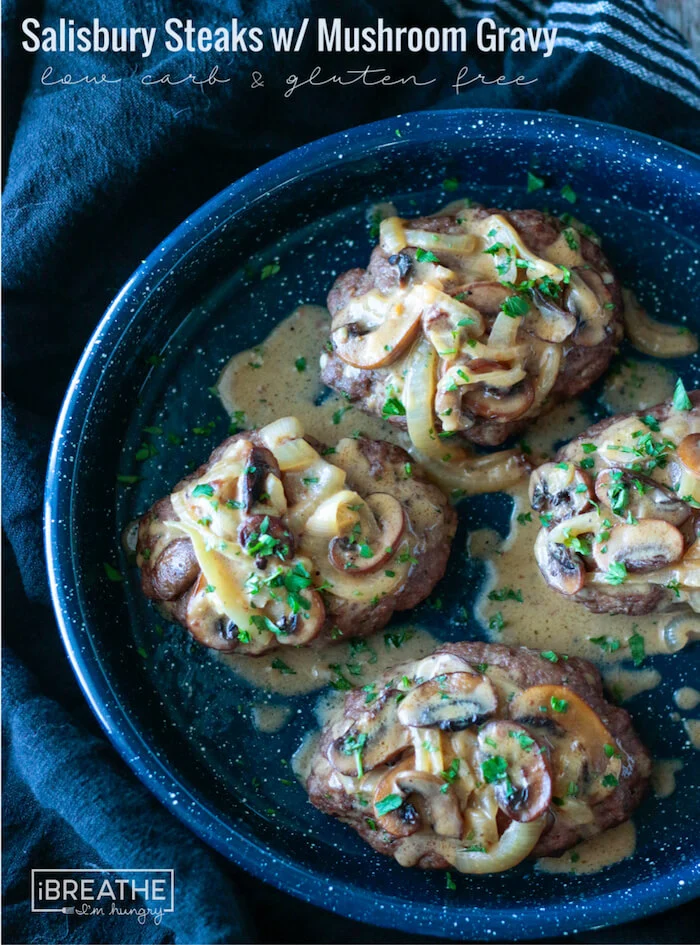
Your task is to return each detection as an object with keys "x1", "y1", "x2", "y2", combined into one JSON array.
[
  {"x1": 476, "y1": 721, "x2": 552, "y2": 823},
  {"x1": 397, "y1": 672, "x2": 498, "y2": 730},
  {"x1": 592, "y1": 520, "x2": 685, "y2": 574},
  {"x1": 509, "y1": 685, "x2": 622, "y2": 803},
  {"x1": 463, "y1": 378, "x2": 535, "y2": 422},
  {"x1": 534, "y1": 529, "x2": 586, "y2": 596},
  {"x1": 594, "y1": 468, "x2": 691, "y2": 526},
  {"x1": 373, "y1": 759, "x2": 464, "y2": 839},
  {"x1": 185, "y1": 573, "x2": 241, "y2": 652},
  {"x1": 529, "y1": 461, "x2": 593, "y2": 524},
  {"x1": 328, "y1": 493, "x2": 405, "y2": 574},
  {"x1": 327, "y1": 692, "x2": 412, "y2": 776},
  {"x1": 332, "y1": 305, "x2": 422, "y2": 370},
  {"x1": 678, "y1": 433, "x2": 700, "y2": 477},
  {"x1": 151, "y1": 537, "x2": 199, "y2": 600}
]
